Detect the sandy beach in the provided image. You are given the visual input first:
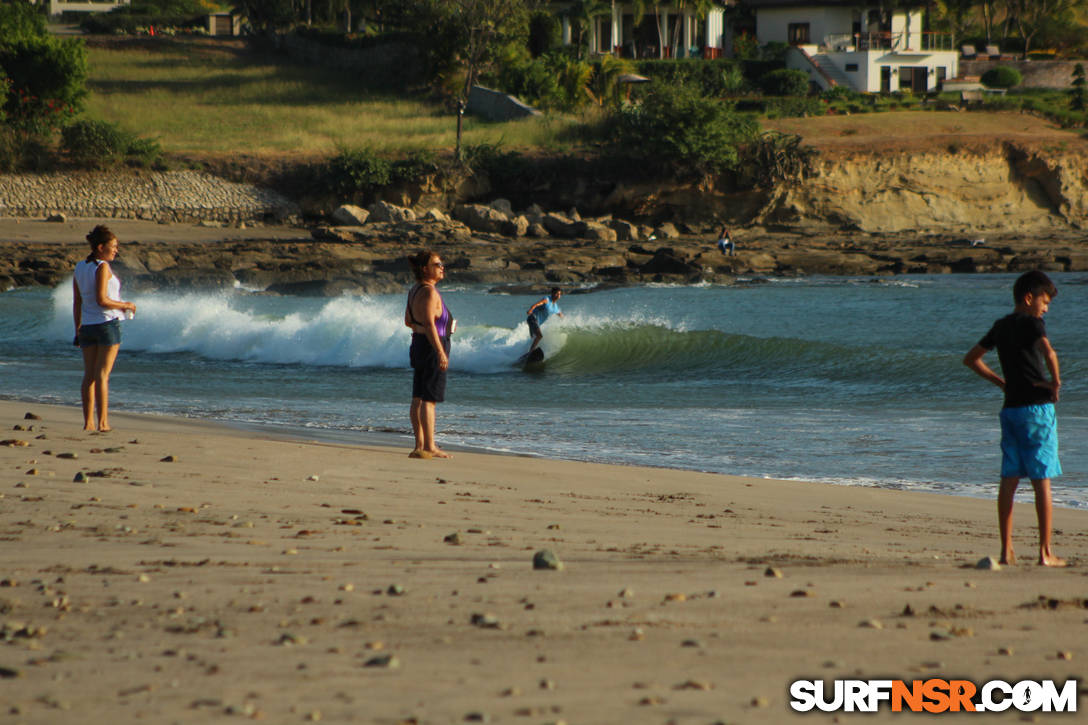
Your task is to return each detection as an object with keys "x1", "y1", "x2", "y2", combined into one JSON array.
[{"x1": 1, "y1": 399, "x2": 1086, "y2": 723}]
